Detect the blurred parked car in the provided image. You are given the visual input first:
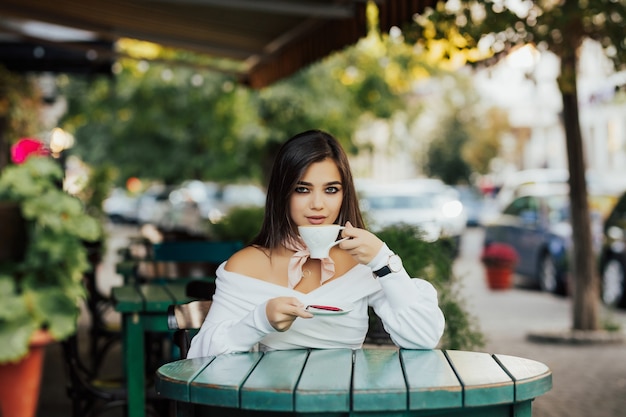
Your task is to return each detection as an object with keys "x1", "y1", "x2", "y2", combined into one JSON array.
[
  {"x1": 103, "y1": 187, "x2": 139, "y2": 224},
  {"x1": 495, "y1": 168, "x2": 626, "y2": 211},
  {"x1": 453, "y1": 185, "x2": 500, "y2": 227},
  {"x1": 213, "y1": 184, "x2": 266, "y2": 220},
  {"x1": 495, "y1": 168, "x2": 569, "y2": 209},
  {"x1": 401, "y1": 179, "x2": 467, "y2": 241},
  {"x1": 598, "y1": 191, "x2": 626, "y2": 308},
  {"x1": 358, "y1": 179, "x2": 466, "y2": 252},
  {"x1": 138, "y1": 181, "x2": 267, "y2": 235},
  {"x1": 163, "y1": 180, "x2": 221, "y2": 233},
  {"x1": 483, "y1": 184, "x2": 612, "y2": 295},
  {"x1": 135, "y1": 184, "x2": 176, "y2": 227}
]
